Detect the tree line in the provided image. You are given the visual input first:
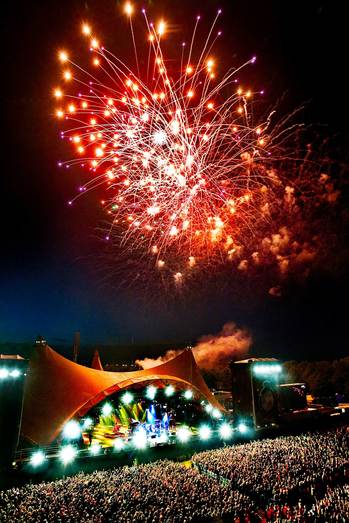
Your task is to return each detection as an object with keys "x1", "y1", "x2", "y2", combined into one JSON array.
[{"x1": 283, "y1": 356, "x2": 349, "y2": 398}]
